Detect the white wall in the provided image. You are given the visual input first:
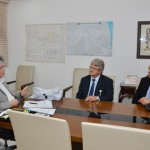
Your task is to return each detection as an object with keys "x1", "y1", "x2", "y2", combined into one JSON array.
[{"x1": 6, "y1": 0, "x2": 150, "y2": 101}]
